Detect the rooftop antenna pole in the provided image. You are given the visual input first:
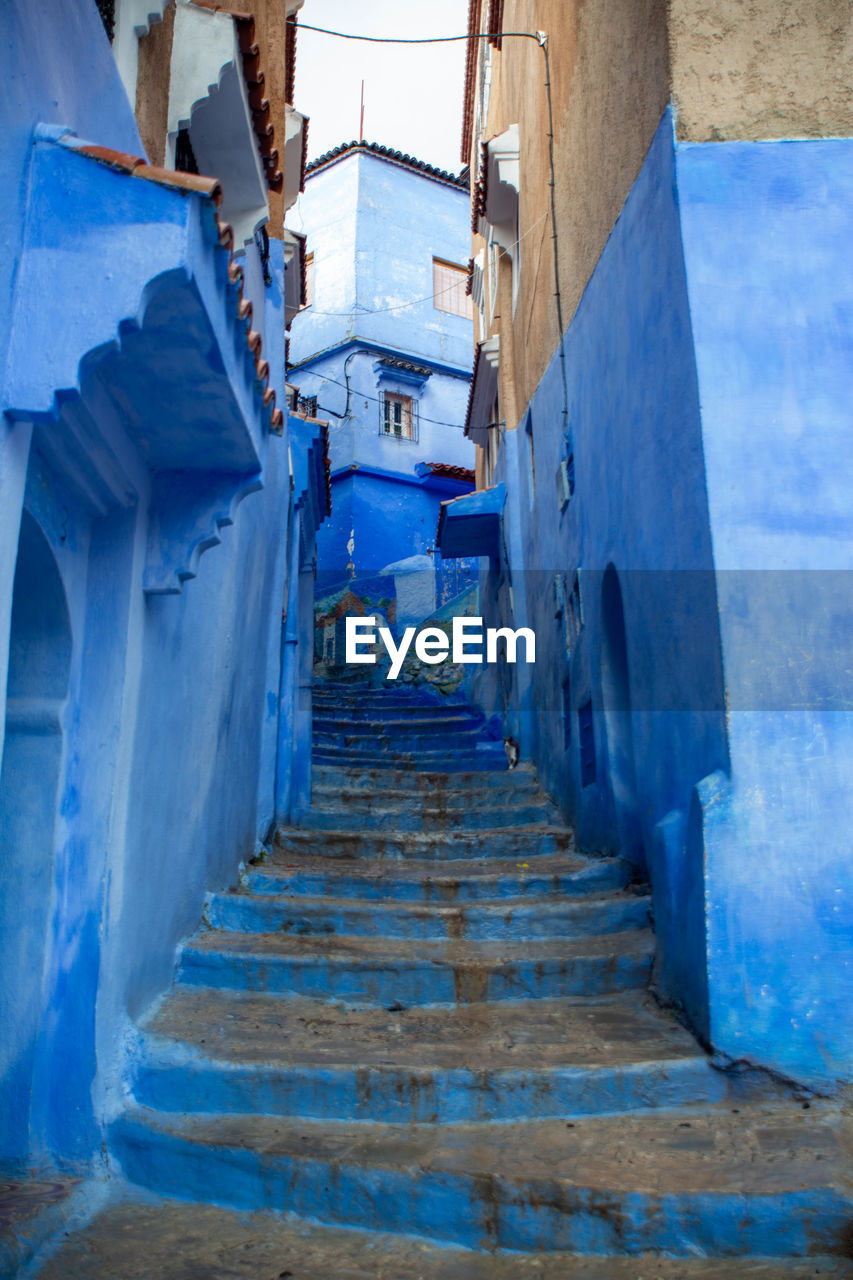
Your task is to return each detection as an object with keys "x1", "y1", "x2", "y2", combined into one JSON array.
[{"x1": 359, "y1": 79, "x2": 365, "y2": 142}]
